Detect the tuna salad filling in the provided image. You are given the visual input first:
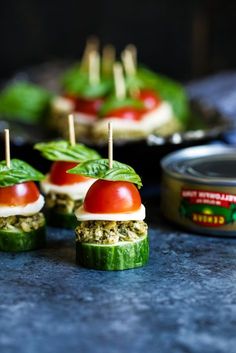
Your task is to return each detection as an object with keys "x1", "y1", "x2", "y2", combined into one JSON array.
[
  {"x1": 45, "y1": 192, "x2": 83, "y2": 214},
  {"x1": 0, "y1": 212, "x2": 45, "y2": 232},
  {"x1": 75, "y1": 220, "x2": 148, "y2": 244}
]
